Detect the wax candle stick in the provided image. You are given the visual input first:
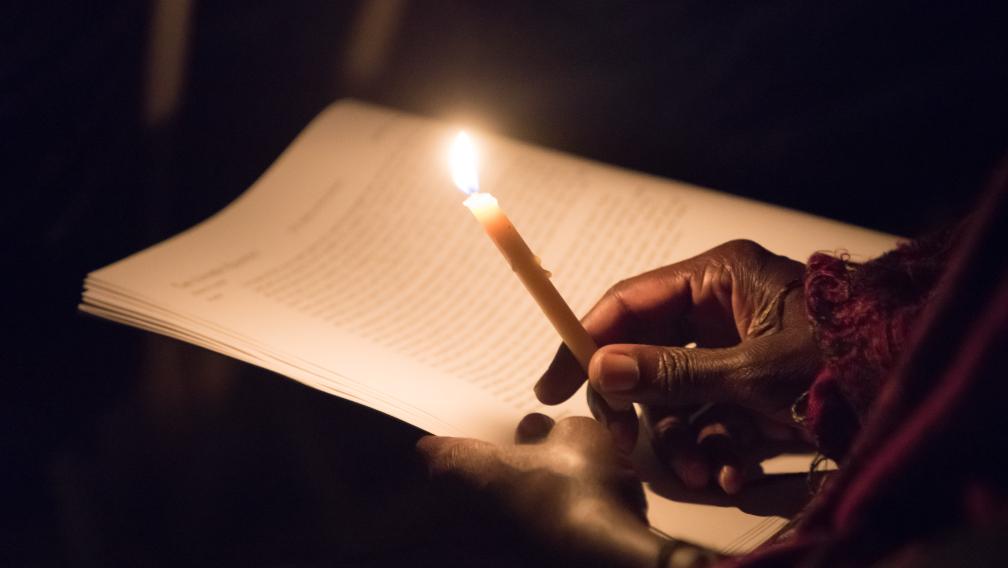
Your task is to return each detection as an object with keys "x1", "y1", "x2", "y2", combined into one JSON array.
[
  {"x1": 450, "y1": 132, "x2": 597, "y2": 371},
  {"x1": 463, "y1": 191, "x2": 598, "y2": 369}
]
